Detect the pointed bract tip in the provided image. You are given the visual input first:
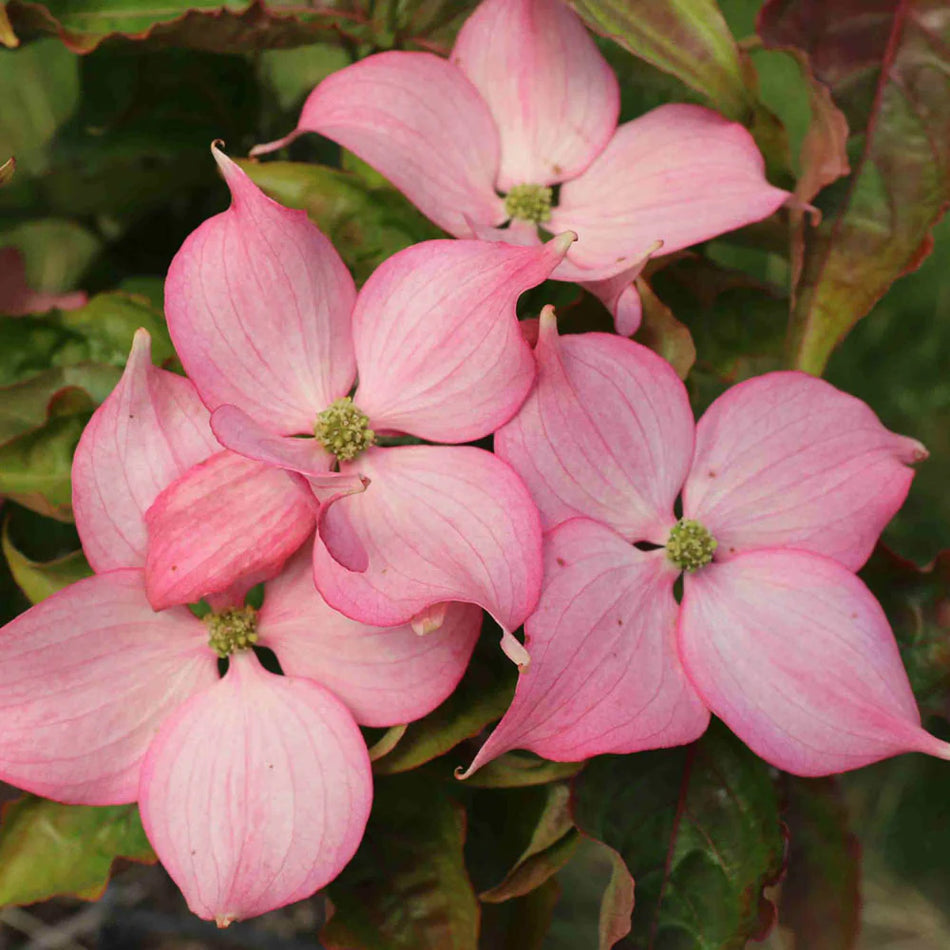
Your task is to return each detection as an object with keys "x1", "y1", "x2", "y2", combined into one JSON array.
[
  {"x1": 411, "y1": 602, "x2": 447, "y2": 636},
  {"x1": 215, "y1": 914, "x2": 235, "y2": 929},
  {"x1": 130, "y1": 326, "x2": 153, "y2": 351},
  {"x1": 915, "y1": 729, "x2": 950, "y2": 762},
  {"x1": 209, "y1": 140, "x2": 253, "y2": 200},
  {"x1": 908, "y1": 438, "x2": 929, "y2": 464},
  {"x1": 249, "y1": 130, "x2": 302, "y2": 158},
  {"x1": 127, "y1": 327, "x2": 153, "y2": 369},
  {"x1": 548, "y1": 230, "x2": 578, "y2": 258},
  {"x1": 538, "y1": 304, "x2": 557, "y2": 331},
  {"x1": 500, "y1": 628, "x2": 530, "y2": 670},
  {"x1": 210, "y1": 140, "x2": 236, "y2": 175}
]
